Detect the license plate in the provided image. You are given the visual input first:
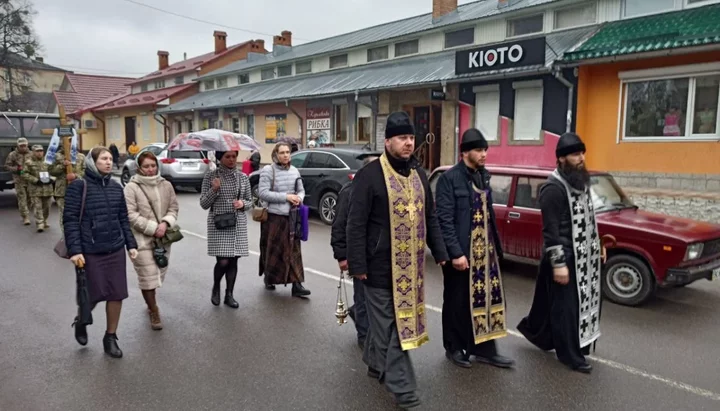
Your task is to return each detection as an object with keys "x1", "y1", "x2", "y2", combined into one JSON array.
[
  {"x1": 181, "y1": 163, "x2": 200, "y2": 170},
  {"x1": 713, "y1": 267, "x2": 720, "y2": 280}
]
